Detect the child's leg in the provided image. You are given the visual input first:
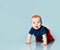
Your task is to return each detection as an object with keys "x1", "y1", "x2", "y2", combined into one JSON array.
[
  {"x1": 35, "y1": 37, "x2": 42, "y2": 42},
  {"x1": 47, "y1": 29, "x2": 55, "y2": 44},
  {"x1": 47, "y1": 34, "x2": 55, "y2": 42}
]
